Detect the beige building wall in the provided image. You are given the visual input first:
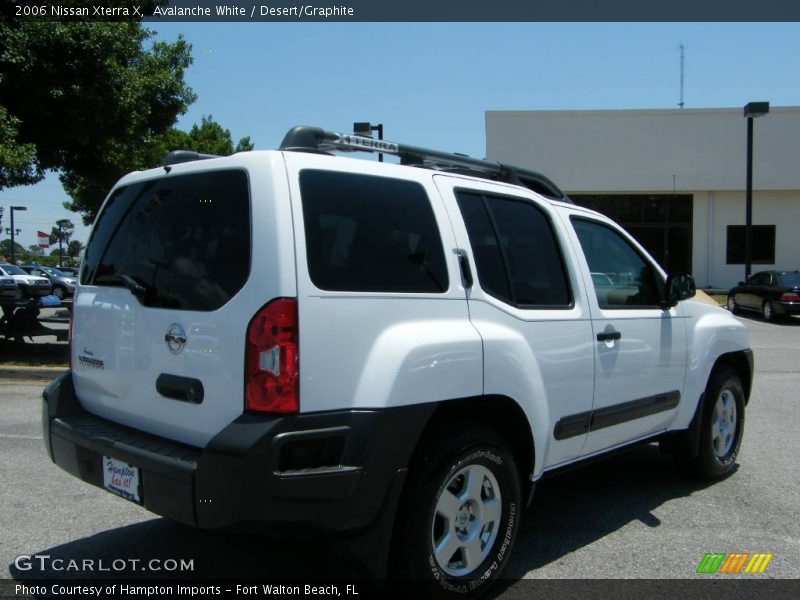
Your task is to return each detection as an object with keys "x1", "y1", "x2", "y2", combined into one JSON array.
[
  {"x1": 698, "y1": 191, "x2": 798, "y2": 288},
  {"x1": 486, "y1": 108, "x2": 800, "y2": 288}
]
